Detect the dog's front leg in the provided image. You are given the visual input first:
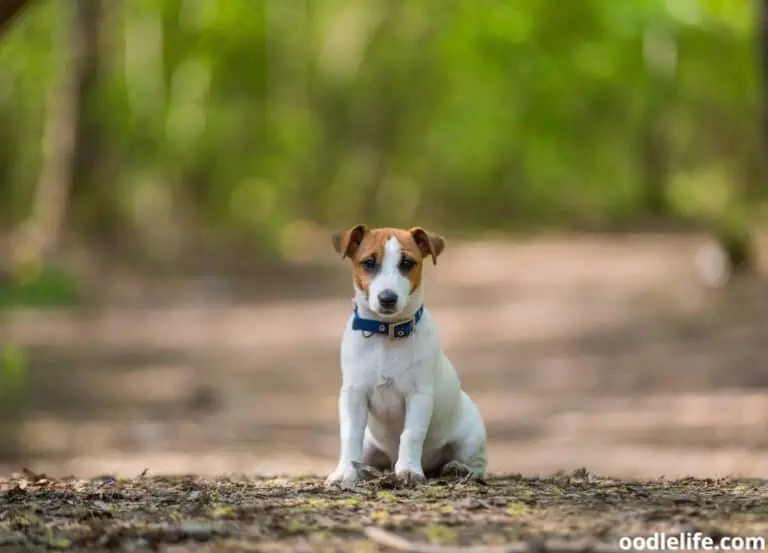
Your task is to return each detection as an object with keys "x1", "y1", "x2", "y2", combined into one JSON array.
[
  {"x1": 394, "y1": 390, "x2": 434, "y2": 485},
  {"x1": 325, "y1": 385, "x2": 368, "y2": 488}
]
